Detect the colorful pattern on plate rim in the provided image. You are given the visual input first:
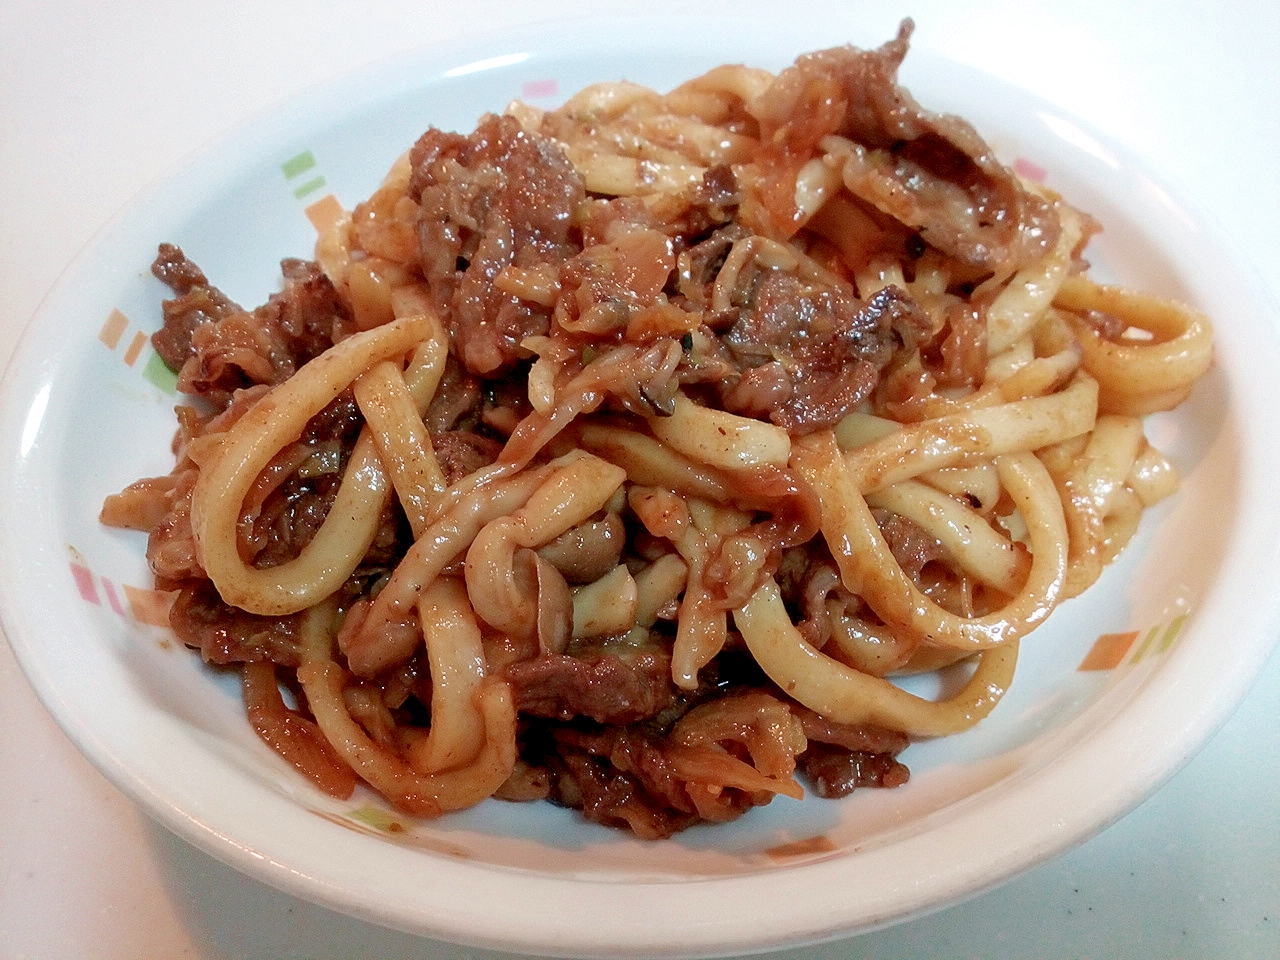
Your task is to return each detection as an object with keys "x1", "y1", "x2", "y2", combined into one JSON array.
[{"x1": 76, "y1": 118, "x2": 1183, "y2": 867}]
